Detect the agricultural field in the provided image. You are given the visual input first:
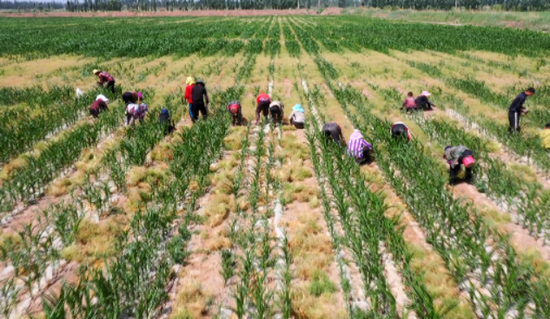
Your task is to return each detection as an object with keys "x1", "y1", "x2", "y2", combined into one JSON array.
[{"x1": 0, "y1": 14, "x2": 550, "y2": 319}]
